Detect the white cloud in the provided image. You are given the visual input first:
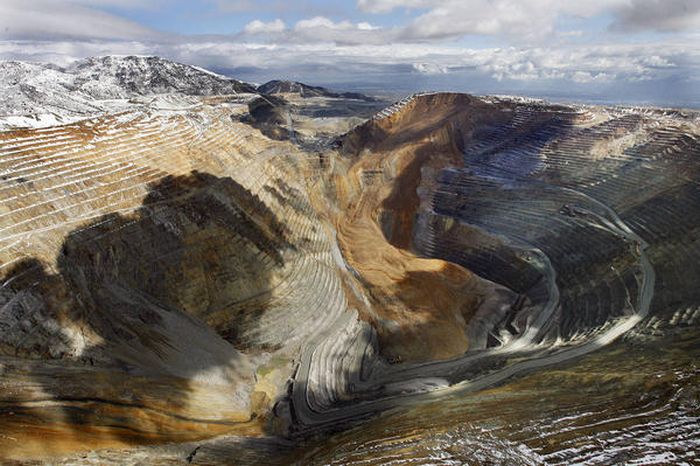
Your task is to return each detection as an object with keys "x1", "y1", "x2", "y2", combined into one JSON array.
[
  {"x1": 1, "y1": 38, "x2": 695, "y2": 87},
  {"x1": 396, "y1": 0, "x2": 620, "y2": 41},
  {"x1": 357, "y1": 22, "x2": 379, "y2": 31},
  {"x1": 285, "y1": 16, "x2": 387, "y2": 45},
  {"x1": 295, "y1": 16, "x2": 349, "y2": 30},
  {"x1": 0, "y1": 0, "x2": 162, "y2": 41},
  {"x1": 243, "y1": 19, "x2": 286, "y2": 35},
  {"x1": 358, "y1": 0, "x2": 700, "y2": 41},
  {"x1": 413, "y1": 62, "x2": 449, "y2": 74},
  {"x1": 610, "y1": 0, "x2": 700, "y2": 32},
  {"x1": 357, "y1": 0, "x2": 431, "y2": 14}
]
